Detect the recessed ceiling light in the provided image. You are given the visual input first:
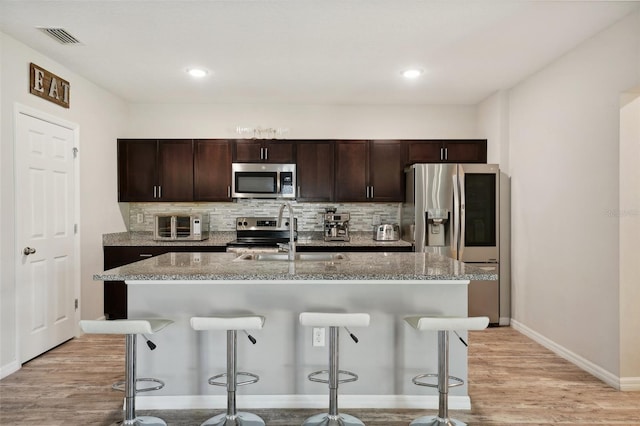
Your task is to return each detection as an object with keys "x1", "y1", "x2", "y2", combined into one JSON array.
[
  {"x1": 402, "y1": 69, "x2": 423, "y2": 79},
  {"x1": 187, "y1": 68, "x2": 209, "y2": 78}
]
